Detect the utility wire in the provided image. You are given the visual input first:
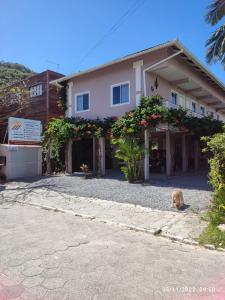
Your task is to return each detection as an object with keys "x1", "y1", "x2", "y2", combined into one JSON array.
[{"x1": 74, "y1": 0, "x2": 146, "y2": 70}]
